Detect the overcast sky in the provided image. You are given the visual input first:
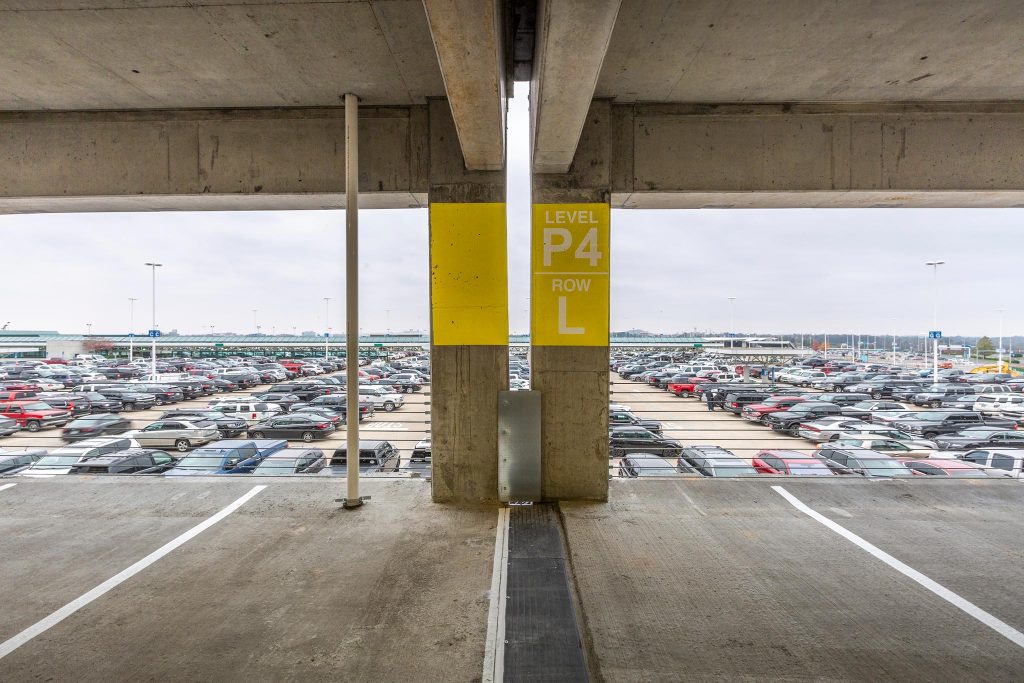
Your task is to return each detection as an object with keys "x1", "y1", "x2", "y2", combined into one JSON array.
[{"x1": 0, "y1": 90, "x2": 1020, "y2": 339}]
